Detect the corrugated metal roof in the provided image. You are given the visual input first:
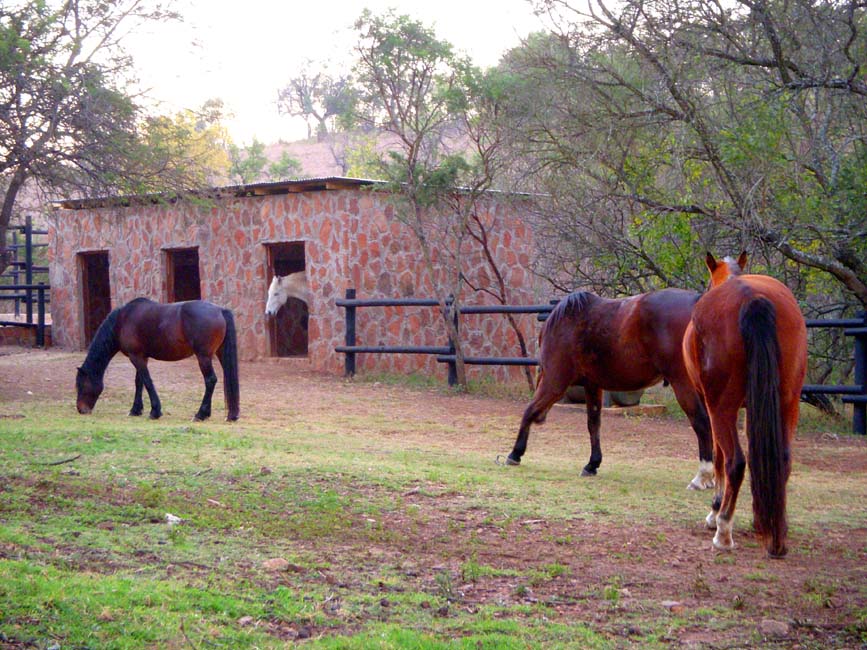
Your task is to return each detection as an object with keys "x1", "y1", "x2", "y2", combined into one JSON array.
[{"x1": 53, "y1": 176, "x2": 383, "y2": 210}]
